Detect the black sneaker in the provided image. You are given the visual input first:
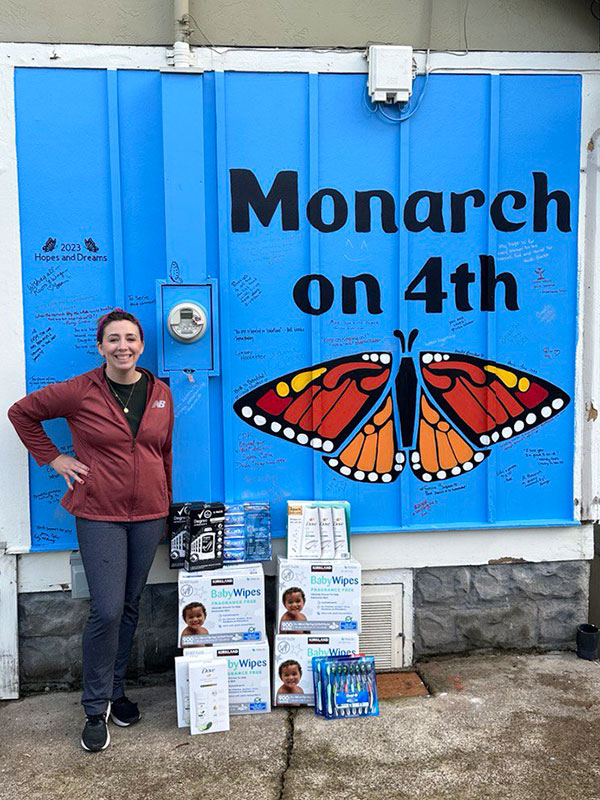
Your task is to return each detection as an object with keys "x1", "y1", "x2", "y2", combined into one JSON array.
[
  {"x1": 111, "y1": 695, "x2": 141, "y2": 727},
  {"x1": 81, "y1": 704, "x2": 111, "y2": 752}
]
